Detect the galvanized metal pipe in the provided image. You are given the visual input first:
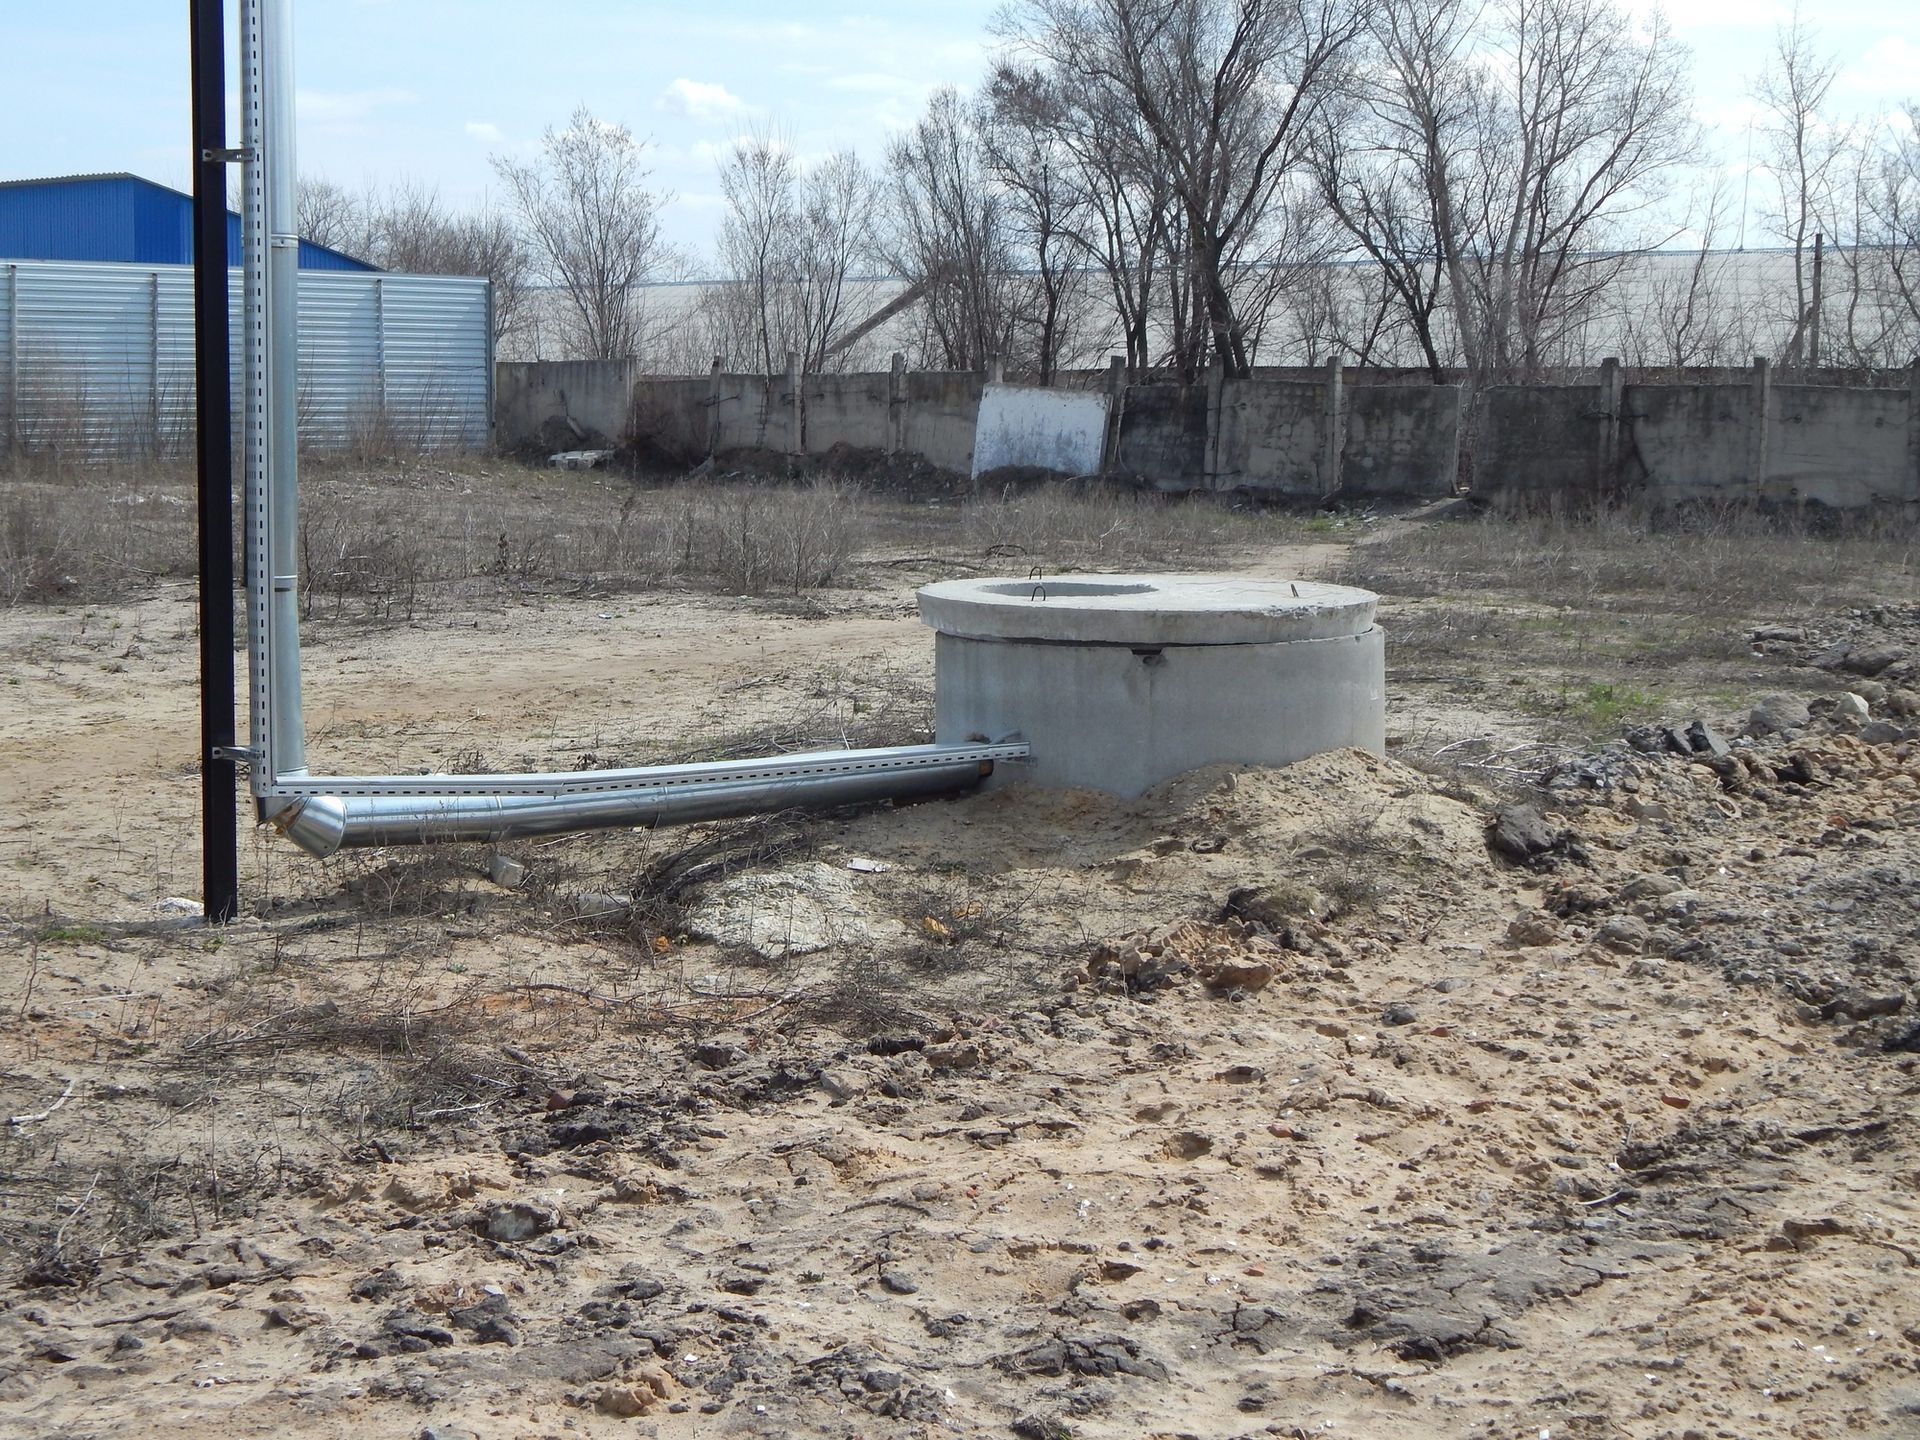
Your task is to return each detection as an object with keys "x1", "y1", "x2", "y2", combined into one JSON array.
[
  {"x1": 238, "y1": 0, "x2": 1027, "y2": 858},
  {"x1": 270, "y1": 744, "x2": 1025, "y2": 858}
]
